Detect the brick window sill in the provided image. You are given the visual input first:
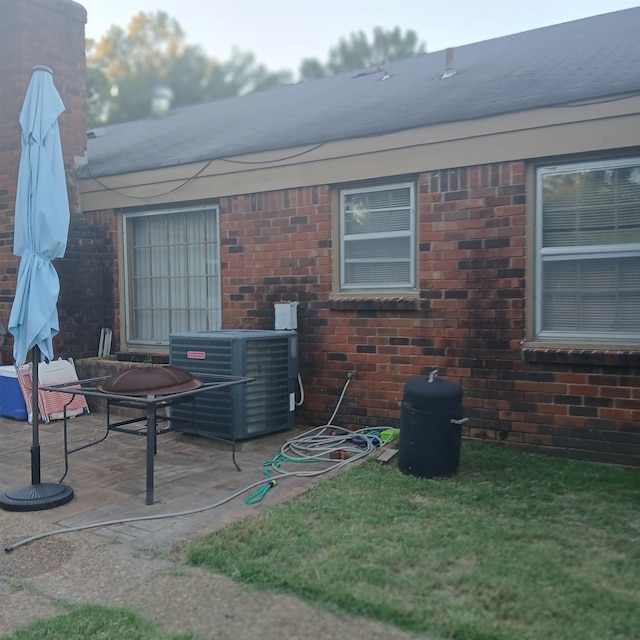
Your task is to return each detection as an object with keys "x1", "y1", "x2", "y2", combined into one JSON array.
[
  {"x1": 328, "y1": 297, "x2": 423, "y2": 311},
  {"x1": 522, "y1": 346, "x2": 640, "y2": 366}
]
